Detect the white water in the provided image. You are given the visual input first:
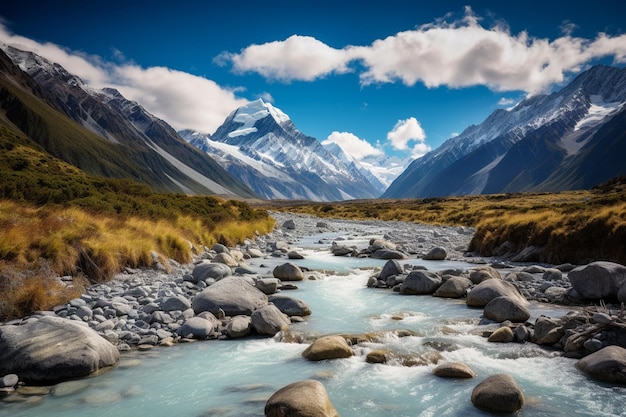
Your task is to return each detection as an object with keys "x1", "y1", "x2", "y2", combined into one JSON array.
[{"x1": 2, "y1": 233, "x2": 625, "y2": 416}]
